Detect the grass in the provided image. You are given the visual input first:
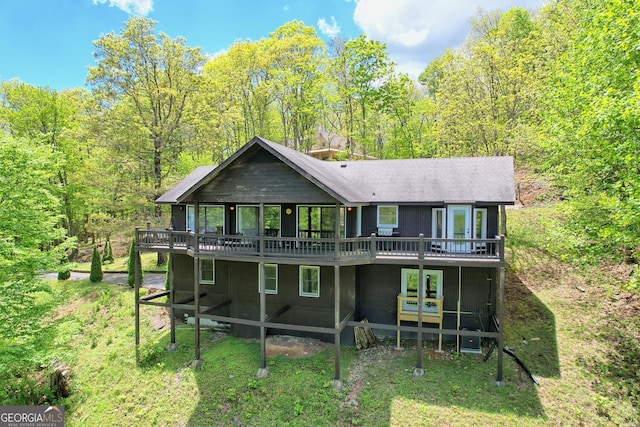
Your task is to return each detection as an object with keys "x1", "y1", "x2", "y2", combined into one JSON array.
[
  {"x1": 3, "y1": 204, "x2": 639, "y2": 426},
  {"x1": 74, "y1": 252, "x2": 167, "y2": 273}
]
